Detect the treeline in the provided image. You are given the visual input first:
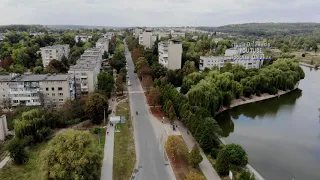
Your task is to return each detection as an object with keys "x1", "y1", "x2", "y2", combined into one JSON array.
[
  {"x1": 0, "y1": 30, "x2": 103, "y2": 74},
  {"x1": 0, "y1": 25, "x2": 48, "y2": 33},
  {"x1": 181, "y1": 59, "x2": 304, "y2": 116},
  {"x1": 198, "y1": 23, "x2": 320, "y2": 36}
]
